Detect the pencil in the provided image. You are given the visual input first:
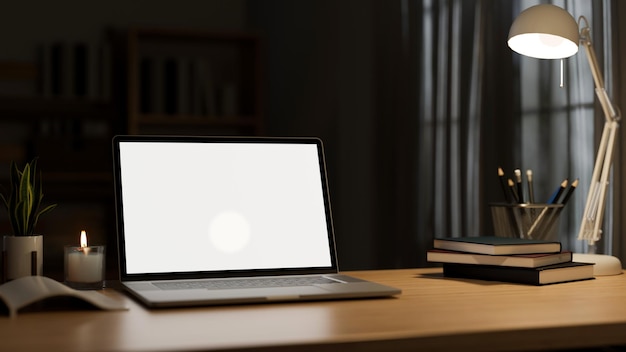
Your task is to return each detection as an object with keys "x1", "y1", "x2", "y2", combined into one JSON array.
[
  {"x1": 547, "y1": 179, "x2": 568, "y2": 204},
  {"x1": 526, "y1": 169, "x2": 535, "y2": 203},
  {"x1": 514, "y1": 169, "x2": 524, "y2": 203},
  {"x1": 508, "y1": 178, "x2": 519, "y2": 203},
  {"x1": 498, "y1": 167, "x2": 511, "y2": 203},
  {"x1": 560, "y1": 178, "x2": 579, "y2": 205}
]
